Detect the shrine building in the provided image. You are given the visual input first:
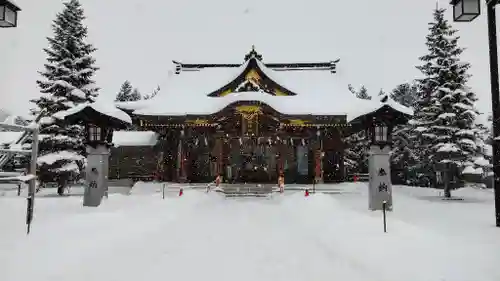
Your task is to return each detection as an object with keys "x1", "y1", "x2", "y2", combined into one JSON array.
[{"x1": 112, "y1": 47, "x2": 411, "y2": 184}]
